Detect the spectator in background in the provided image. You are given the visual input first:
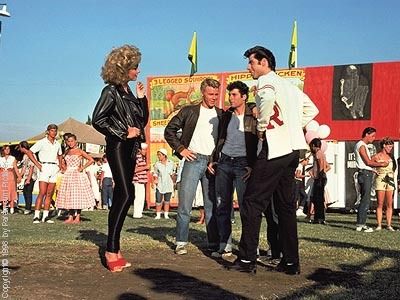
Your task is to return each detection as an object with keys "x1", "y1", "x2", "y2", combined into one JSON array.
[
  {"x1": 372, "y1": 137, "x2": 396, "y2": 231},
  {"x1": 18, "y1": 141, "x2": 38, "y2": 215},
  {"x1": 0, "y1": 145, "x2": 22, "y2": 214},
  {"x1": 100, "y1": 155, "x2": 113, "y2": 210},
  {"x1": 132, "y1": 143, "x2": 149, "y2": 219},
  {"x1": 56, "y1": 134, "x2": 95, "y2": 224},
  {"x1": 354, "y1": 127, "x2": 388, "y2": 233},
  {"x1": 295, "y1": 156, "x2": 309, "y2": 217},
  {"x1": 24, "y1": 124, "x2": 63, "y2": 223},
  {"x1": 308, "y1": 138, "x2": 331, "y2": 224},
  {"x1": 86, "y1": 157, "x2": 102, "y2": 209},
  {"x1": 152, "y1": 148, "x2": 175, "y2": 220}
]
